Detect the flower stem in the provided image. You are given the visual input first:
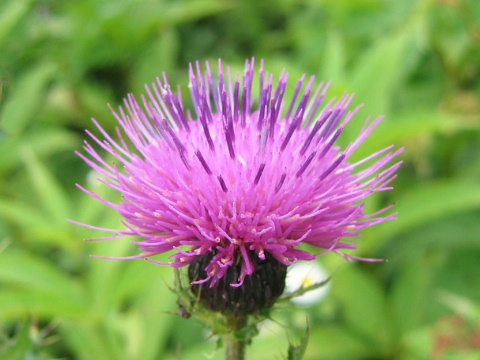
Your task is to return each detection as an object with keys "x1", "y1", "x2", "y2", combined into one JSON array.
[{"x1": 225, "y1": 335, "x2": 246, "y2": 360}]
